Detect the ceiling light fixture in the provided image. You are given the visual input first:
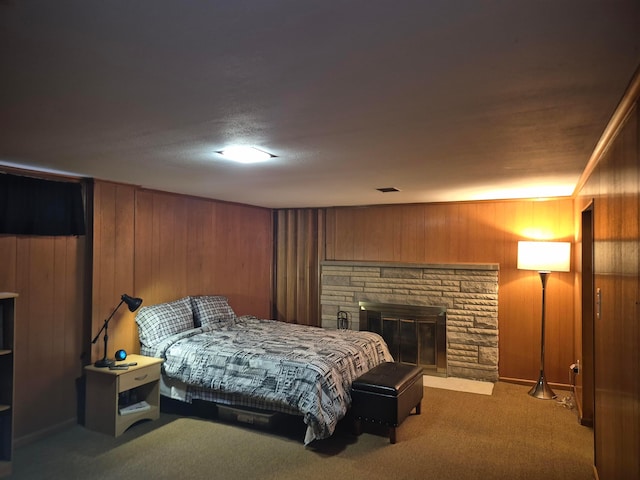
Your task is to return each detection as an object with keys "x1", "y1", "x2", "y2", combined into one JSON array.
[{"x1": 216, "y1": 146, "x2": 275, "y2": 164}]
